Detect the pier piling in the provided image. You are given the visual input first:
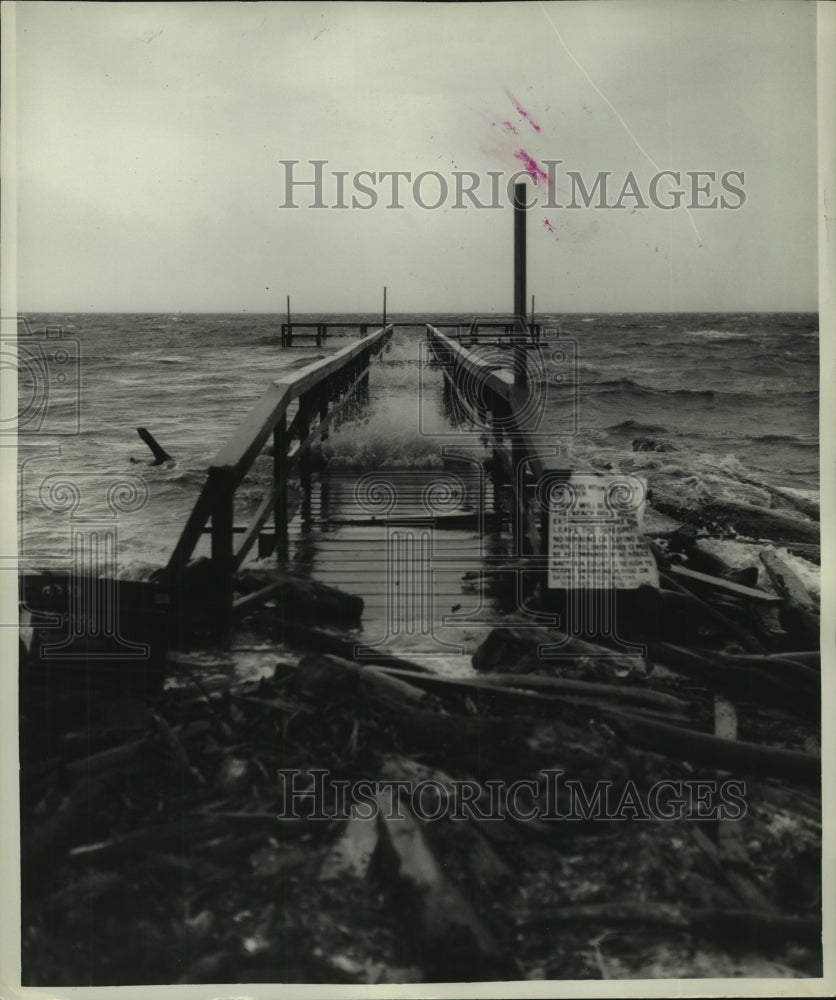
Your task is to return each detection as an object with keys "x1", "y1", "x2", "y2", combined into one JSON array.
[{"x1": 513, "y1": 182, "x2": 528, "y2": 385}]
